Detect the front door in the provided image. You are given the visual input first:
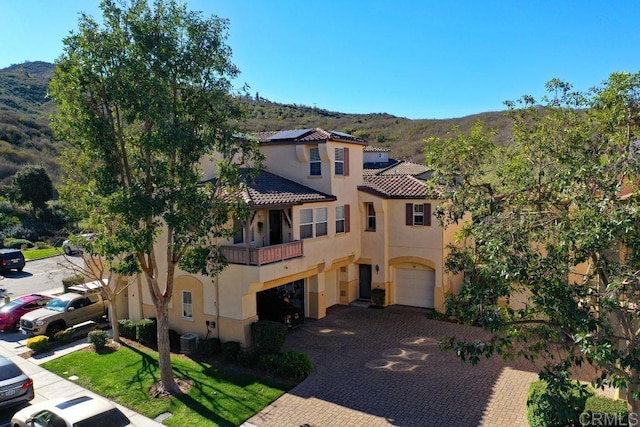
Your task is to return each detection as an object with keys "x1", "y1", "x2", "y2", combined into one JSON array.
[
  {"x1": 269, "y1": 210, "x2": 283, "y2": 245},
  {"x1": 359, "y1": 264, "x2": 372, "y2": 300}
]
